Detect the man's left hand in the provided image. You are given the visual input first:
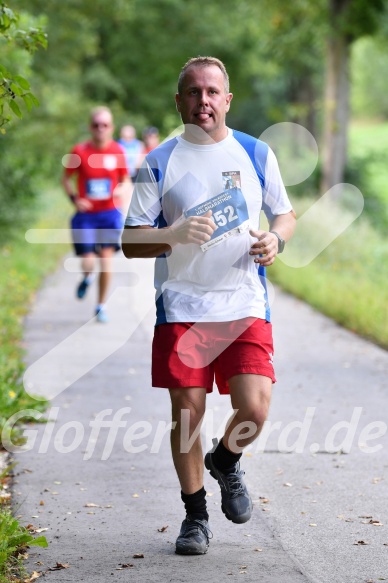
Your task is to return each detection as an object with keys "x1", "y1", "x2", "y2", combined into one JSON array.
[{"x1": 249, "y1": 230, "x2": 278, "y2": 266}]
